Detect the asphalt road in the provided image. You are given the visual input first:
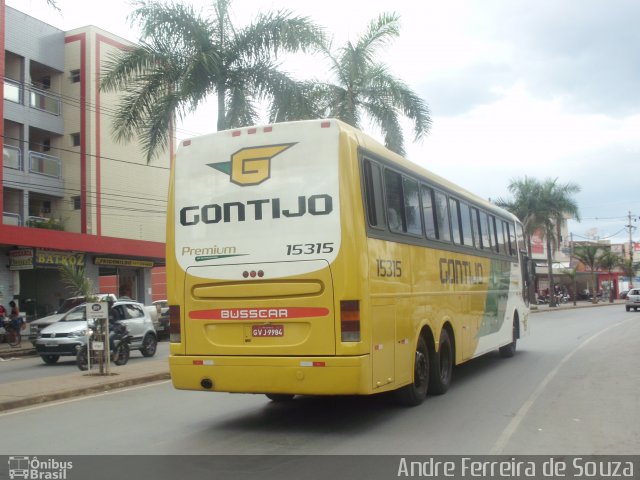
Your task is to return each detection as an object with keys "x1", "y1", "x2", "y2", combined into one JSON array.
[
  {"x1": 0, "y1": 306, "x2": 638, "y2": 456},
  {"x1": 0, "y1": 341, "x2": 170, "y2": 384}
]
